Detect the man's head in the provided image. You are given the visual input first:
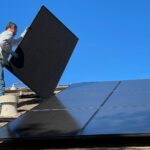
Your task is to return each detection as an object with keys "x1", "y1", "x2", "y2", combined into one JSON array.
[{"x1": 5, "y1": 22, "x2": 17, "y2": 36}]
